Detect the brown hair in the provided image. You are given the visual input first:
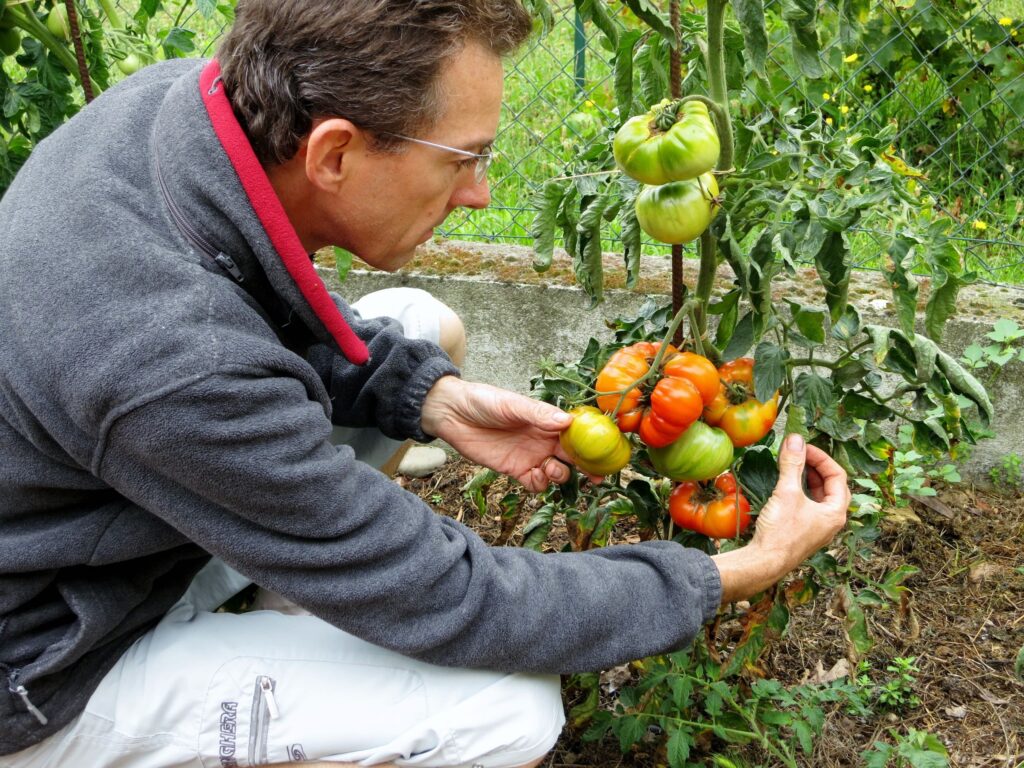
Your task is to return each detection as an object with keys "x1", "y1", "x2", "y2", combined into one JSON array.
[{"x1": 217, "y1": 0, "x2": 532, "y2": 165}]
